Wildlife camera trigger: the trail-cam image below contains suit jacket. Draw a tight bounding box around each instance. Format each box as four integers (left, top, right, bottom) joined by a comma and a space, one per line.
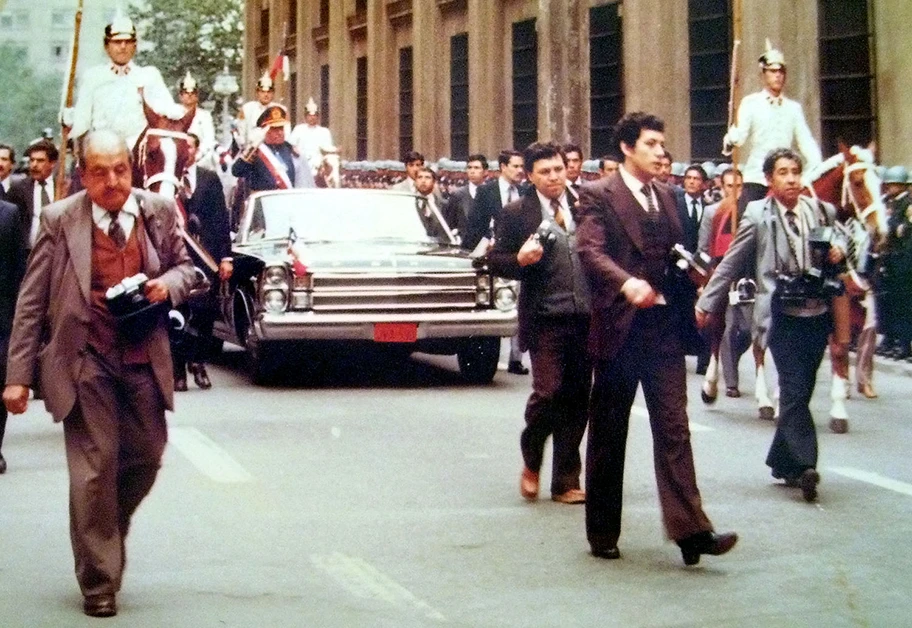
5, 189, 195, 422
463, 179, 530, 251
676, 189, 705, 253
576, 173, 697, 361
185, 167, 232, 265
444, 184, 474, 240
0, 199, 23, 336
9, 176, 39, 250
697, 196, 838, 347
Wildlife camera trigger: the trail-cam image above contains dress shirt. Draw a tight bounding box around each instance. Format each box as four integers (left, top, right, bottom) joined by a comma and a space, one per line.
30, 178, 55, 247
536, 189, 574, 232
618, 165, 659, 213
684, 193, 703, 221
0, 176, 11, 195
185, 164, 198, 196
92, 194, 139, 240
468, 182, 477, 200
499, 177, 519, 206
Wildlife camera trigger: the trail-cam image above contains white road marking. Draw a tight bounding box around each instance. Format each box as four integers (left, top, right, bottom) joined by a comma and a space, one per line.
311, 553, 446, 622
331, 426, 342, 439
632, 405, 713, 432
497, 361, 509, 371
827, 467, 912, 497
168, 426, 252, 483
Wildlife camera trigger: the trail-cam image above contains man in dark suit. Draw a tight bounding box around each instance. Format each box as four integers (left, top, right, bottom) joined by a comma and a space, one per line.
444, 153, 487, 242
563, 143, 585, 194
0, 196, 24, 473
487, 142, 590, 504
3, 130, 195, 617
11, 140, 59, 254
677, 164, 711, 374
576, 111, 737, 564
174, 133, 233, 390
0, 144, 25, 208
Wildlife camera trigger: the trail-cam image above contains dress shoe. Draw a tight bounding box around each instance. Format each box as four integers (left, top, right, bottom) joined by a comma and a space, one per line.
798, 468, 820, 503
677, 531, 738, 566
174, 376, 188, 392
188, 363, 212, 389
591, 545, 621, 560
507, 361, 529, 375
725, 387, 741, 398
857, 382, 877, 399
520, 467, 539, 501
551, 488, 585, 504
0, 452, 6, 474
83, 594, 117, 618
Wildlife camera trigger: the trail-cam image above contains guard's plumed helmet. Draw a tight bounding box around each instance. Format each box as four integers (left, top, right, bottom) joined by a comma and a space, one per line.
105, 9, 136, 42
304, 97, 319, 116
256, 72, 274, 92
178, 71, 198, 94
759, 38, 785, 70
882, 165, 909, 185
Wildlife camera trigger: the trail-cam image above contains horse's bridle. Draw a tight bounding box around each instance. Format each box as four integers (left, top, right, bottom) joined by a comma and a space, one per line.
136, 128, 192, 190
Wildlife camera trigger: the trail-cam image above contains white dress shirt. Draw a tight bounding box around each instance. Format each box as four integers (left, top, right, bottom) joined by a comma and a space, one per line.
92, 194, 140, 240
468, 182, 478, 199
725, 89, 822, 186
499, 177, 519, 206
29, 178, 55, 247
684, 193, 703, 222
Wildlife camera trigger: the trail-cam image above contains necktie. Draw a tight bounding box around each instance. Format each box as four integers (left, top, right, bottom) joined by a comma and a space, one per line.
641, 184, 657, 213
785, 210, 800, 236
691, 199, 700, 226
108, 212, 126, 249
551, 198, 566, 229
507, 185, 517, 204
39, 180, 50, 208
420, 197, 431, 217
181, 173, 193, 200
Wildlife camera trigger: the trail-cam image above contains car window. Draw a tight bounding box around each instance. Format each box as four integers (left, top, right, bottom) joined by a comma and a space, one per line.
239, 191, 451, 244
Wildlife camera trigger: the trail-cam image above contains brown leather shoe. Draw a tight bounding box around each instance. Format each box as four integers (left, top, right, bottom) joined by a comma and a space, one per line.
520, 467, 539, 501
551, 488, 586, 504
83, 594, 117, 618
857, 382, 877, 399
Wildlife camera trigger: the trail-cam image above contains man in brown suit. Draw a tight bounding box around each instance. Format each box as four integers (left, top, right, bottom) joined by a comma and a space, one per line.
3, 130, 195, 617
575, 112, 737, 565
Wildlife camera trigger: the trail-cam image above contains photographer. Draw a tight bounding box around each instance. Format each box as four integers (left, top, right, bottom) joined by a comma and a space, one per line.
696, 148, 845, 503
486, 142, 591, 505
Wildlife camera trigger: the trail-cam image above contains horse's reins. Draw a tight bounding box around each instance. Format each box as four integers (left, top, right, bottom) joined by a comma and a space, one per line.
138, 128, 192, 190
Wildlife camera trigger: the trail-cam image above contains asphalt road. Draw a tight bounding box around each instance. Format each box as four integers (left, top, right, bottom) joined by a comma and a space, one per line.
1, 343, 910, 627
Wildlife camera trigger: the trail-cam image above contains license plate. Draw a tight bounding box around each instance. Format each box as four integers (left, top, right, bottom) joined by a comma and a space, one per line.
373, 323, 418, 343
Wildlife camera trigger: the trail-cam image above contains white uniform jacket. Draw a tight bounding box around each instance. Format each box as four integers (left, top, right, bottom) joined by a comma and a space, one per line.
289, 124, 336, 172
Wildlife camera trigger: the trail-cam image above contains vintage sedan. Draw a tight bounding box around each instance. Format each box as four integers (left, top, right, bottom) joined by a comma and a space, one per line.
214, 188, 518, 384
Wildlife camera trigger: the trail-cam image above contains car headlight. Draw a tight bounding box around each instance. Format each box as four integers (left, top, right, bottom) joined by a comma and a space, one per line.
264, 265, 289, 287
494, 285, 517, 311
263, 289, 288, 313
476, 273, 492, 305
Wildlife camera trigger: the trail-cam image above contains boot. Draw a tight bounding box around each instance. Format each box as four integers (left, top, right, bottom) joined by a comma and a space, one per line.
188, 363, 212, 389
173, 360, 188, 392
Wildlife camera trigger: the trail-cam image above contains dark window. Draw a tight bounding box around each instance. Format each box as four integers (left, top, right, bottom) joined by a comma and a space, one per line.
399, 47, 414, 157
288, 2, 297, 35
356, 56, 368, 160
260, 6, 270, 44
688, 0, 730, 162
450, 33, 469, 160
320, 64, 330, 126
289, 70, 298, 124
512, 19, 538, 150
818, 0, 876, 155
589, 3, 623, 157
319, 0, 330, 26
355, 0, 367, 14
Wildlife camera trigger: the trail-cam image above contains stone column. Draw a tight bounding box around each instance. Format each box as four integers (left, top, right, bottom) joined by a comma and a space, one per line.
366, 2, 395, 159
873, 0, 911, 165
412, 0, 442, 158
467, 0, 505, 157
328, 0, 355, 158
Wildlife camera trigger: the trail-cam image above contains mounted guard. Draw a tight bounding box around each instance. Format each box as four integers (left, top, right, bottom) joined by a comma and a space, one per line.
290, 97, 340, 186
237, 72, 278, 148
178, 71, 217, 171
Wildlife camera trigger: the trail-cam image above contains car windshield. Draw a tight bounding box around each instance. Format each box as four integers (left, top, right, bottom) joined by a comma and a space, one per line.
239, 190, 452, 245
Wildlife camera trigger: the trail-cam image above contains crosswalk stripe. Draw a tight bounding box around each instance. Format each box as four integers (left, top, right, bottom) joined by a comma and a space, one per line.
632, 405, 714, 432
168, 426, 252, 483
826, 466, 912, 497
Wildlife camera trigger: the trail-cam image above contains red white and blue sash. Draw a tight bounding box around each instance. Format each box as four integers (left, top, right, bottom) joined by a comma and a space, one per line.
257, 144, 293, 189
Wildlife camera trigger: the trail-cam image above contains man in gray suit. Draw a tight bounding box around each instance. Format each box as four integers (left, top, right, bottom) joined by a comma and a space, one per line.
3, 130, 195, 617
697, 148, 844, 503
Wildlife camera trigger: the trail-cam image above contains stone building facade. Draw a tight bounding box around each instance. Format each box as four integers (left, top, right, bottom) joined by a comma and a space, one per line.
244, 0, 911, 166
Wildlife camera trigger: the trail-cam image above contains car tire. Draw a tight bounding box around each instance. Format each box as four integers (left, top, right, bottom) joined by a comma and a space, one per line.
457, 336, 500, 384
246, 326, 283, 385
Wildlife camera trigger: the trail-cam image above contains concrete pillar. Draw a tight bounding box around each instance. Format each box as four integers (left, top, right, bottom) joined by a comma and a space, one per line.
328, 0, 355, 158
536, 0, 589, 151
874, 0, 912, 165
467, 0, 505, 157
366, 1, 395, 159
412, 0, 442, 158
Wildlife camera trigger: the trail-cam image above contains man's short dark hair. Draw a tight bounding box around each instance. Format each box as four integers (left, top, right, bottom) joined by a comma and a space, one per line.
26, 140, 59, 162
187, 133, 200, 149
662, 150, 673, 162
402, 150, 424, 165
762, 148, 802, 178
562, 143, 583, 159
0, 144, 15, 162
615, 112, 665, 155
498, 149, 522, 168
598, 154, 621, 170
466, 153, 488, 170
522, 142, 564, 173
684, 165, 707, 181
416, 166, 437, 181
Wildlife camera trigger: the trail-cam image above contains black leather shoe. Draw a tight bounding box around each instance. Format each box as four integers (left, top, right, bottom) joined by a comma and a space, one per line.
507, 361, 529, 375
0, 452, 6, 474
188, 363, 212, 389
677, 531, 738, 566
174, 376, 188, 392
798, 468, 820, 503
591, 545, 621, 560
83, 594, 117, 618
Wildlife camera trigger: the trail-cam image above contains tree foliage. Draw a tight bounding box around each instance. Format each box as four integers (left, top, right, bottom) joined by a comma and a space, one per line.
132, 0, 244, 115
0, 46, 62, 156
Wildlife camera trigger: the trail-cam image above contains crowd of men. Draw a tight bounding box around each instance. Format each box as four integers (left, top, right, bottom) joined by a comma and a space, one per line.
2, 11, 912, 620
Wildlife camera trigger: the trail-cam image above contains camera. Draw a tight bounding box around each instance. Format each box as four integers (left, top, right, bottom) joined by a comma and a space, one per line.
671, 243, 713, 288
774, 271, 844, 306
533, 220, 558, 256
105, 273, 168, 344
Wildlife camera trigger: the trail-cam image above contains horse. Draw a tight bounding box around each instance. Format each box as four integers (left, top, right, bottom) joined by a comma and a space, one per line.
315, 149, 342, 188
132, 99, 196, 200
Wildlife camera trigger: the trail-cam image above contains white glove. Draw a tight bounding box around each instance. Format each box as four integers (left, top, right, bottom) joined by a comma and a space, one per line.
721, 126, 736, 156
248, 127, 266, 149
61, 107, 75, 128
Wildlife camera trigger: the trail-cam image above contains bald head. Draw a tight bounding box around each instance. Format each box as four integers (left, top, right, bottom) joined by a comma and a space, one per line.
79, 130, 134, 211
79, 129, 132, 168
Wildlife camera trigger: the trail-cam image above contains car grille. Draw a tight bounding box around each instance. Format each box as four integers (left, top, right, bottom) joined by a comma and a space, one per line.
304, 272, 480, 312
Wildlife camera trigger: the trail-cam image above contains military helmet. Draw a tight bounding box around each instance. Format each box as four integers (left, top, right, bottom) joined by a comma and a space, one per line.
670, 162, 686, 177
256, 72, 274, 92
882, 165, 909, 185
759, 38, 786, 70
178, 71, 198, 93
105, 9, 137, 42
700, 161, 717, 179
304, 97, 319, 116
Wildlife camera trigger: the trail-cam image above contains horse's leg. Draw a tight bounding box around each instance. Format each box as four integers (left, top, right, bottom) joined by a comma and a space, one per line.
701, 314, 724, 404
753, 341, 775, 421
829, 293, 852, 434
855, 292, 878, 398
